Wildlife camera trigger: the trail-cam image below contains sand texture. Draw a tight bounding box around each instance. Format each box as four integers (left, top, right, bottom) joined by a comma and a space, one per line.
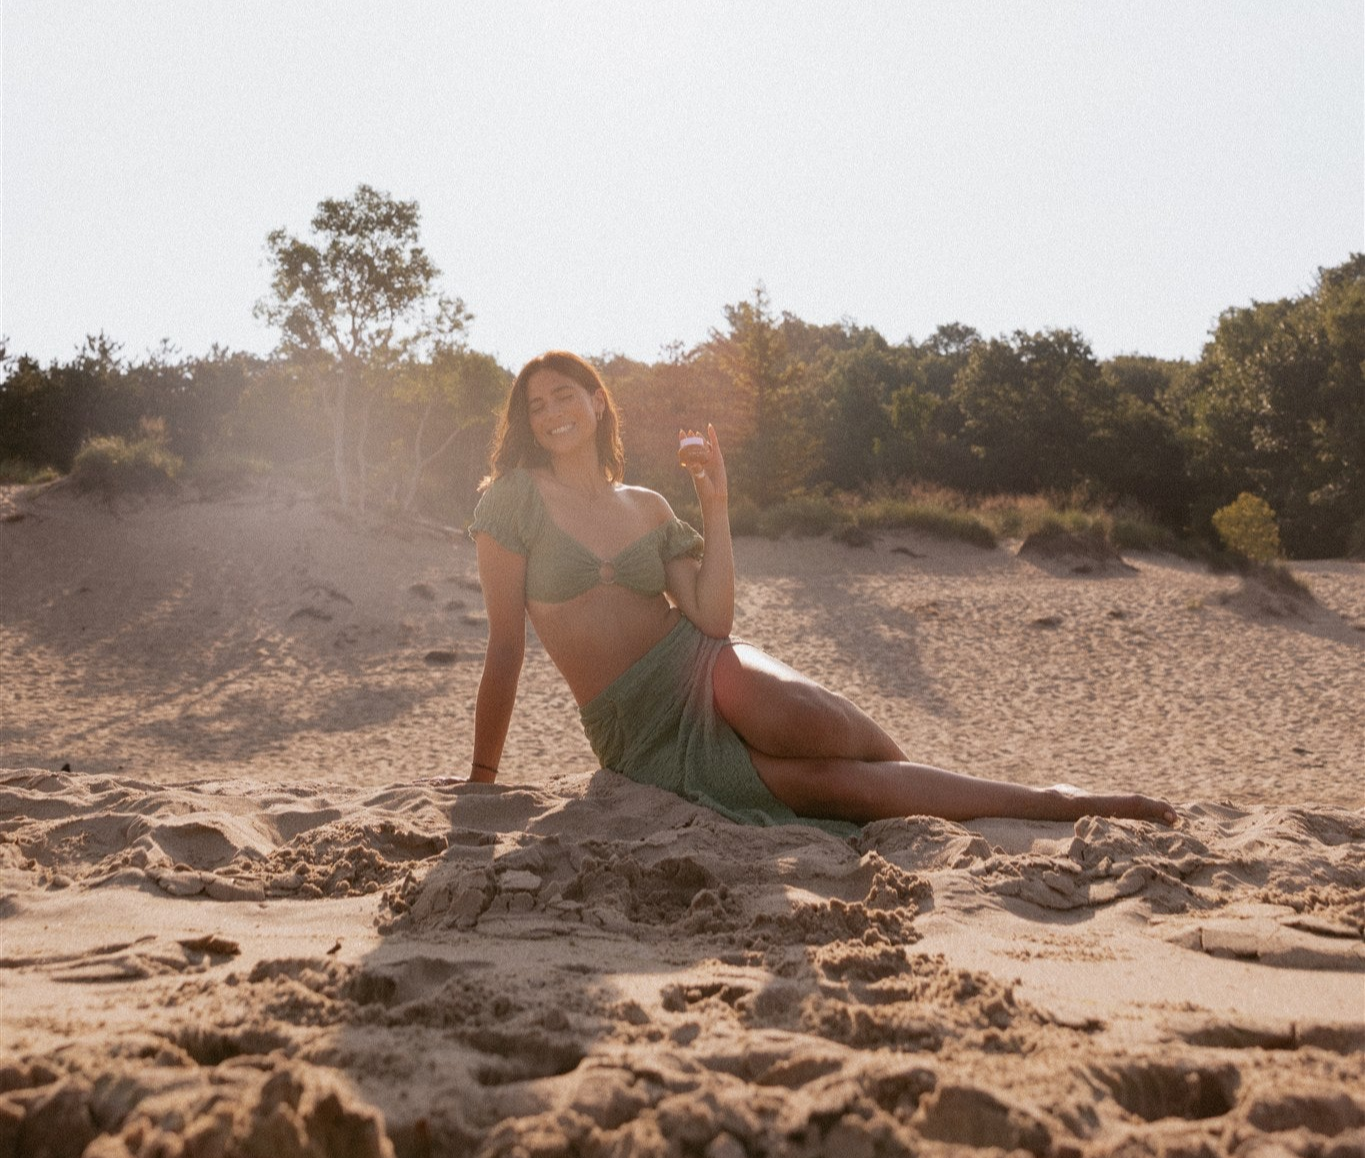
1, 482, 1362, 1157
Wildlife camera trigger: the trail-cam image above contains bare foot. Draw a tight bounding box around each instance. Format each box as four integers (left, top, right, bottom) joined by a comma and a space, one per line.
1049, 784, 1178, 826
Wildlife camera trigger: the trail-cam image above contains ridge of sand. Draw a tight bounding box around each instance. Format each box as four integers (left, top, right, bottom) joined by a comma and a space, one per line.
1, 484, 1362, 1156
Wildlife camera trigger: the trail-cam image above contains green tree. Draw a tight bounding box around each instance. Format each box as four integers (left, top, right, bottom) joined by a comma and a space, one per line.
1176, 254, 1364, 555
1093, 356, 1193, 524
950, 328, 1109, 494
255, 184, 469, 509
711, 284, 817, 505
0, 334, 133, 471
816, 333, 928, 489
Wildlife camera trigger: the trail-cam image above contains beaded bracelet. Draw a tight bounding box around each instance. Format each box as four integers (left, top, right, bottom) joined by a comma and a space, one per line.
471, 761, 498, 777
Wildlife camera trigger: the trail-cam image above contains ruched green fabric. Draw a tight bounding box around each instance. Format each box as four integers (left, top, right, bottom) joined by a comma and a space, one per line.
580, 616, 860, 837
469, 469, 703, 603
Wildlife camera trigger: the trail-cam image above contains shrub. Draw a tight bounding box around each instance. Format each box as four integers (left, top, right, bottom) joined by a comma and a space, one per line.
185, 454, 271, 500
1346, 516, 1365, 560
0, 459, 60, 485
69, 429, 183, 495
1110, 515, 1182, 554
854, 496, 996, 548
758, 494, 845, 538
1211, 493, 1282, 561
975, 494, 1103, 543
725, 495, 764, 537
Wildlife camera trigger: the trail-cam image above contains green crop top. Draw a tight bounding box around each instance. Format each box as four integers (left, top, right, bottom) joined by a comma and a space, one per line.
469, 468, 704, 603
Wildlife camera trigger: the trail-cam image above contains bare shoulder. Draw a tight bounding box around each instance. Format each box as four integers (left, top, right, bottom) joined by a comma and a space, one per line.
618, 484, 675, 526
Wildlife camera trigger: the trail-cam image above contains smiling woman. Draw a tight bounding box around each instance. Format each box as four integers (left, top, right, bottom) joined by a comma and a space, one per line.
465, 350, 1177, 832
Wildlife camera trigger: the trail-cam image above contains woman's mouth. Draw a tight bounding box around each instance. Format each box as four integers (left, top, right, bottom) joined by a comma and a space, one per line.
547, 423, 575, 436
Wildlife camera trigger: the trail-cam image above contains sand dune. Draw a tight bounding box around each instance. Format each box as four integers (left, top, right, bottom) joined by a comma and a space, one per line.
1, 482, 1361, 1156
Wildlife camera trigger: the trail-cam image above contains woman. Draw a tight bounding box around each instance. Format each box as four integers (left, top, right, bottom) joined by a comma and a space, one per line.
468, 351, 1176, 832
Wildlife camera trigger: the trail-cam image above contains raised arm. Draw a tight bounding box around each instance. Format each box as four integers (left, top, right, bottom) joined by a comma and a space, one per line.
666, 424, 735, 638
469, 533, 528, 782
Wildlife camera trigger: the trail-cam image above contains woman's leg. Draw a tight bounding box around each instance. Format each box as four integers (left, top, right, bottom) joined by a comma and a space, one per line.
712, 641, 1176, 825
711, 642, 907, 762
747, 751, 1178, 826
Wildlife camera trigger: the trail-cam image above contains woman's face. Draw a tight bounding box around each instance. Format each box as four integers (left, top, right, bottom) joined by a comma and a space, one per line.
526, 369, 604, 457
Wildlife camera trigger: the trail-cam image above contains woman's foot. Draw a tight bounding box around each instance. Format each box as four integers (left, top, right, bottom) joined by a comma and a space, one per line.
1048, 784, 1178, 825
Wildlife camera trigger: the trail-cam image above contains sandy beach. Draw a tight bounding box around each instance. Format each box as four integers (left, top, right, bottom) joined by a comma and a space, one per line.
1, 480, 1362, 1157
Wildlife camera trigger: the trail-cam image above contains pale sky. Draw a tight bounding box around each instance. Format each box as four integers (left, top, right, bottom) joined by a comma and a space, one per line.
4, 1, 1362, 373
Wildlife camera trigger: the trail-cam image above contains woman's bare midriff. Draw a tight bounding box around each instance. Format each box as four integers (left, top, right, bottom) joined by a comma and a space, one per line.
528, 587, 683, 705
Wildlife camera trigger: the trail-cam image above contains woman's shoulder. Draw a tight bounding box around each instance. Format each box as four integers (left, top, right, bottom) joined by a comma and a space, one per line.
617, 484, 674, 525
470, 468, 540, 550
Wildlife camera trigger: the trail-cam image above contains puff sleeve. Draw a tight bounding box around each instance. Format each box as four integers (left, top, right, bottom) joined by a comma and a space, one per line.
468, 471, 533, 555
661, 517, 704, 563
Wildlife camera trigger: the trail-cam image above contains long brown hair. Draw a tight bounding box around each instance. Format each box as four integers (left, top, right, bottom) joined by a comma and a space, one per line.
483, 351, 625, 488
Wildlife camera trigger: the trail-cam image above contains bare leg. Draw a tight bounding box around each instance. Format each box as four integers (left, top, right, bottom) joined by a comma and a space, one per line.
712, 643, 906, 762
747, 752, 1178, 826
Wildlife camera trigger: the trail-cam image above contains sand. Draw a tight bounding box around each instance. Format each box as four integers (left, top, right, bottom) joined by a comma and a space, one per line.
1, 479, 1362, 1157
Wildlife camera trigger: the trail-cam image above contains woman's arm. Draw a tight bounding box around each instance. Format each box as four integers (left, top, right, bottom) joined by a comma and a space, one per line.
666, 424, 734, 638
470, 533, 528, 782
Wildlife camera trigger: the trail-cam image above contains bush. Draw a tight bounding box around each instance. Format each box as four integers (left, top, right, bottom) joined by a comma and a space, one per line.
723, 495, 763, 537
976, 494, 1100, 542
1110, 515, 1182, 554
69, 431, 182, 495
1345, 516, 1365, 560
185, 454, 271, 500
1211, 493, 1282, 562
0, 459, 60, 485
758, 494, 845, 538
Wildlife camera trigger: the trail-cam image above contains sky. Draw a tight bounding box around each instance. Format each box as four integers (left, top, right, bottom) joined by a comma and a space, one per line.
4, 1, 1362, 374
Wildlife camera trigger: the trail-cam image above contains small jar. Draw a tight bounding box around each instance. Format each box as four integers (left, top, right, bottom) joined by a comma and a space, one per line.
678, 434, 708, 470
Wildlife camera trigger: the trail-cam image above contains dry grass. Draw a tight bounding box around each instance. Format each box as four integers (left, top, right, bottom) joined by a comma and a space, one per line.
722, 484, 1194, 555
69, 432, 183, 496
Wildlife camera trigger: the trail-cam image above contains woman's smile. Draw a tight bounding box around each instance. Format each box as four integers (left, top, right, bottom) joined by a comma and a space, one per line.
526, 369, 602, 453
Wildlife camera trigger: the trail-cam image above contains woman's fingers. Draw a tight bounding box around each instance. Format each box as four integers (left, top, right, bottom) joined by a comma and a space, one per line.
678, 425, 727, 495
704, 424, 728, 491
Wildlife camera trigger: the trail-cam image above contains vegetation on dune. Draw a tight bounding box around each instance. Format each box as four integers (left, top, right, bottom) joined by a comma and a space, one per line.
1211, 493, 1283, 563
1, 186, 1360, 558
68, 419, 183, 495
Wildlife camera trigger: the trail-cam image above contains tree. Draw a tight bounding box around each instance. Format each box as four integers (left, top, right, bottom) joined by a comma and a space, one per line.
255, 184, 469, 509
0, 333, 133, 472
711, 284, 817, 505
387, 346, 508, 511
950, 328, 1109, 494
1175, 254, 1364, 554
815, 334, 927, 489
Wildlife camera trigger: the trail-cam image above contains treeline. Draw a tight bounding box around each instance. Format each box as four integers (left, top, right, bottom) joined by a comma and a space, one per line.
604, 256, 1363, 559
1, 184, 1360, 557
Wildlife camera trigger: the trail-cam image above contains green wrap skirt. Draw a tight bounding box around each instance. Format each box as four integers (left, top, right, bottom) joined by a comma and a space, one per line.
579, 616, 858, 837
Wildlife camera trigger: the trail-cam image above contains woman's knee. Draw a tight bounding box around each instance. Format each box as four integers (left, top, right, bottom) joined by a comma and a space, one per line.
749, 751, 877, 823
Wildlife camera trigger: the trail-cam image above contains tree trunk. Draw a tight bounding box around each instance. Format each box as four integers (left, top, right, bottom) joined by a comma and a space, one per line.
354, 391, 376, 514
330, 374, 350, 508
400, 400, 465, 512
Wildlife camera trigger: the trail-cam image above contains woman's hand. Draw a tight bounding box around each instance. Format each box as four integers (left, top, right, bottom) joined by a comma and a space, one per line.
680, 424, 728, 504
